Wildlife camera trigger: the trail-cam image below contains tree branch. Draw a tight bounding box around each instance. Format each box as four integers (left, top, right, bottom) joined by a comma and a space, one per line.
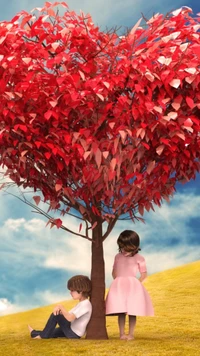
2, 190, 93, 241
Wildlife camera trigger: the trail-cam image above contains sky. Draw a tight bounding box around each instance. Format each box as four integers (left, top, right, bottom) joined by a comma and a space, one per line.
0, 0, 200, 316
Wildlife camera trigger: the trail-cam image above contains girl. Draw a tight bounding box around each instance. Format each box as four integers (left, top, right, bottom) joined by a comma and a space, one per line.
106, 230, 154, 340
28, 275, 92, 339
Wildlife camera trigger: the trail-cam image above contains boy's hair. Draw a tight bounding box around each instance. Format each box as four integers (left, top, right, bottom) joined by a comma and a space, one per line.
67, 275, 92, 298
117, 230, 141, 256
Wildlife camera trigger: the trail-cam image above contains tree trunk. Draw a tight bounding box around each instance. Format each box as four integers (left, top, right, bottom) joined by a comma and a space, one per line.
86, 222, 108, 339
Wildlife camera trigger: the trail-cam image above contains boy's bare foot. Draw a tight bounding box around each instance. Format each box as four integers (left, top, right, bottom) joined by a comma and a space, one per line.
28, 325, 33, 333
28, 325, 41, 338
127, 335, 134, 341
120, 334, 128, 340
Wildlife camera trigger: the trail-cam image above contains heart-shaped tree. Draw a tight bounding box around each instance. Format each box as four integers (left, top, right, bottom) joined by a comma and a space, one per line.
0, 2, 200, 338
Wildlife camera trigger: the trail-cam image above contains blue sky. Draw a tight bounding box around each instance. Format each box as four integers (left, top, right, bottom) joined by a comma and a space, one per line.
0, 0, 200, 315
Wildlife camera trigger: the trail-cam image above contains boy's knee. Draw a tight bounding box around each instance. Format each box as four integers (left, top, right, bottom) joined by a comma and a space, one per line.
52, 312, 61, 320
50, 312, 57, 319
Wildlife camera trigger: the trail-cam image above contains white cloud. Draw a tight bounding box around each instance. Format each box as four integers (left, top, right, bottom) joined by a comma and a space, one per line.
0, 298, 24, 316
0, 298, 10, 312
4, 218, 26, 231
44, 232, 91, 274
24, 218, 48, 232
0, 290, 69, 316
34, 290, 69, 306
144, 246, 200, 275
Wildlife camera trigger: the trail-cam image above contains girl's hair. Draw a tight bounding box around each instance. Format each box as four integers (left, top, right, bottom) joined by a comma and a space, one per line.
67, 275, 92, 298
117, 230, 141, 256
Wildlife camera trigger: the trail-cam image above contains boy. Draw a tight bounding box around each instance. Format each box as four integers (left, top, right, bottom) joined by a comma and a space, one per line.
28, 275, 92, 339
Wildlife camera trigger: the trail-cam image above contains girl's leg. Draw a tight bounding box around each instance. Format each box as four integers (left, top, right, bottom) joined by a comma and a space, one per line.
127, 315, 136, 340
118, 313, 127, 340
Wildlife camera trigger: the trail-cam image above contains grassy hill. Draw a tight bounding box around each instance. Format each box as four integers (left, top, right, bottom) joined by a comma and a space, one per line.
0, 261, 199, 356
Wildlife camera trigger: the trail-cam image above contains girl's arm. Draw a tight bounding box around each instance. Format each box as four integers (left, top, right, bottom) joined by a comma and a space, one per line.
139, 272, 147, 283
112, 267, 116, 279
112, 255, 118, 279
53, 304, 76, 322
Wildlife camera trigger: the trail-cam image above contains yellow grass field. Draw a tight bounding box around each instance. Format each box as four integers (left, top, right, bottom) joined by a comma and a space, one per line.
0, 261, 199, 356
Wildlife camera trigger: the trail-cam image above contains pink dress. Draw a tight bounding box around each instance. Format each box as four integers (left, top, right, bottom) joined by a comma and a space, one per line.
106, 253, 154, 316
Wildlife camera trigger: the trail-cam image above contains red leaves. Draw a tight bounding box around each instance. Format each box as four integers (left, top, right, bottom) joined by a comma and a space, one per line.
44, 110, 58, 120
44, 152, 51, 160
94, 149, 102, 169
92, 206, 101, 216
47, 218, 63, 229
14, 125, 27, 133
33, 196, 41, 205
91, 221, 98, 229
186, 97, 195, 109
156, 145, 165, 155
35, 141, 41, 149
169, 79, 181, 88
0, 4, 200, 223
191, 44, 200, 57
146, 161, 156, 175
55, 183, 62, 192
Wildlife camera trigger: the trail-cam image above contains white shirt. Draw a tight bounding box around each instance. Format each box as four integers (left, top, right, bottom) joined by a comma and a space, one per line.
69, 299, 92, 337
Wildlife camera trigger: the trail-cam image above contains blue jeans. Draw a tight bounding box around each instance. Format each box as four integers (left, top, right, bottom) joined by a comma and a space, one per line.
31, 313, 80, 339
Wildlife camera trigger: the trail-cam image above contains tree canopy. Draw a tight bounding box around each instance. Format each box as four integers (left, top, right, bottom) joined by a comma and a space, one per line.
0, 4, 200, 230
